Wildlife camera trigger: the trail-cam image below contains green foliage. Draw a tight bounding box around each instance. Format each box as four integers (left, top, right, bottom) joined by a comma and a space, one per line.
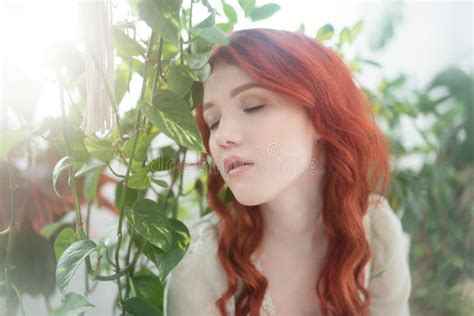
366, 66, 473, 316
141, 218, 191, 283
135, 0, 182, 46
84, 137, 114, 162
50, 292, 95, 316
131, 268, 165, 310
54, 228, 76, 261
56, 240, 97, 296
2, 0, 471, 315
139, 90, 205, 152
52, 156, 74, 196
316, 24, 334, 42
126, 199, 174, 251
250, 3, 281, 21
124, 296, 162, 316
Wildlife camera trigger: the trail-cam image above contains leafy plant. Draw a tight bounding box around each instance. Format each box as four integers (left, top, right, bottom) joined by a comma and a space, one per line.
0, 1, 471, 316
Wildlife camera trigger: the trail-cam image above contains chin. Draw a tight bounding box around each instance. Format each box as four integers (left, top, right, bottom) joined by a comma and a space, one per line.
230, 185, 275, 206
231, 191, 264, 206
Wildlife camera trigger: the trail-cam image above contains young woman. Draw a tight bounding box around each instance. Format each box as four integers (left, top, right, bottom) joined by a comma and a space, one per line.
164, 28, 412, 316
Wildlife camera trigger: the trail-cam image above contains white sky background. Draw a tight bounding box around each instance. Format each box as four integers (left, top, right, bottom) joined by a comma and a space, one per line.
0, 0, 472, 127
0, 1, 472, 314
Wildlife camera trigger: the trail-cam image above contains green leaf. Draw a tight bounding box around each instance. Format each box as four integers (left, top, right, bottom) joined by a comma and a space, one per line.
84, 168, 102, 202
53, 156, 74, 197
139, 91, 206, 152
297, 23, 305, 33
187, 51, 210, 71
316, 24, 334, 42
74, 159, 106, 178
196, 62, 211, 81
123, 132, 157, 162
167, 63, 194, 97
132, 268, 164, 310
124, 297, 162, 316
54, 228, 76, 261
113, 28, 145, 57
148, 156, 176, 172
115, 62, 130, 105
84, 137, 114, 162
190, 81, 203, 110
126, 199, 173, 252
339, 26, 351, 45
201, 0, 215, 13
50, 292, 95, 316
349, 59, 362, 73
41, 222, 64, 240
0, 129, 30, 160
238, 0, 256, 17
193, 13, 215, 30
128, 167, 151, 190
142, 218, 190, 282
350, 20, 364, 42
136, 0, 181, 46
151, 178, 169, 188
115, 180, 141, 210
216, 21, 233, 33
250, 3, 281, 22
223, 3, 238, 24
193, 26, 229, 45
360, 58, 382, 68
56, 239, 97, 296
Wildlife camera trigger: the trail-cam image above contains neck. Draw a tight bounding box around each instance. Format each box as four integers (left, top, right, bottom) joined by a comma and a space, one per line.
257, 171, 326, 257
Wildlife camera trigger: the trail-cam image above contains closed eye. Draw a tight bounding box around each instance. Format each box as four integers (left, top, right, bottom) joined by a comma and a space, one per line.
209, 104, 265, 131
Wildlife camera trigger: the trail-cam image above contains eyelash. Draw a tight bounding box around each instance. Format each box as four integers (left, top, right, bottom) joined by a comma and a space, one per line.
209, 105, 265, 131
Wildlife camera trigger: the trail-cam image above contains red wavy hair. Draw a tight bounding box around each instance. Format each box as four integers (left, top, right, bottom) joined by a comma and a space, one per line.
194, 28, 391, 316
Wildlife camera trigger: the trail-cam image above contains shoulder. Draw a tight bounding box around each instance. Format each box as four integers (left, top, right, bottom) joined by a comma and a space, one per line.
168, 211, 221, 278
363, 194, 412, 315
364, 195, 412, 316
364, 194, 408, 277
164, 211, 228, 315
186, 211, 220, 254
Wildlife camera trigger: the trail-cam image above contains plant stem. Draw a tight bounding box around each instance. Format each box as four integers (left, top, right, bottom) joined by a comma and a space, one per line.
107, 163, 126, 178
173, 148, 187, 219
58, 70, 87, 241
85, 202, 92, 294
189, 0, 193, 31
153, 36, 164, 92
4, 158, 18, 316
114, 31, 157, 310
179, 37, 184, 64
162, 147, 185, 214
11, 283, 25, 316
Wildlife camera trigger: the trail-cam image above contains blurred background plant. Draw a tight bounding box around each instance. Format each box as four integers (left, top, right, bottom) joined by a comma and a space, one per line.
0, 0, 472, 315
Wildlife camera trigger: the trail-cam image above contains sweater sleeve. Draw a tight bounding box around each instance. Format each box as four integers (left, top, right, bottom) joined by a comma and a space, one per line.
164, 214, 228, 316
367, 195, 412, 316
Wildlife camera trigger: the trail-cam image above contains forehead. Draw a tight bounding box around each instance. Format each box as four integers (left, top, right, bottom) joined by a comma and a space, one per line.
203, 63, 257, 98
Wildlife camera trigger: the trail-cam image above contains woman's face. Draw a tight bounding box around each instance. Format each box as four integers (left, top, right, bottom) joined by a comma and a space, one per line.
202, 63, 323, 206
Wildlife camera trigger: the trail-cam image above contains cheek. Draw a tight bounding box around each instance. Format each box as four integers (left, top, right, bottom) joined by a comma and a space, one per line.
256, 123, 313, 177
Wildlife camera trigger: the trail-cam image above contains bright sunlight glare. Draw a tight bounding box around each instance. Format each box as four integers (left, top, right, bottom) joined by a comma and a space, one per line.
1, 0, 82, 127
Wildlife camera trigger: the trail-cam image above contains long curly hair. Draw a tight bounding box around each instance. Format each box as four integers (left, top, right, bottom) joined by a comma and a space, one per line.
194, 28, 391, 316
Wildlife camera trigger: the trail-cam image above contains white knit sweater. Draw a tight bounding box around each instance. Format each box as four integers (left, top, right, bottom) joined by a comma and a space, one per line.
164, 194, 412, 316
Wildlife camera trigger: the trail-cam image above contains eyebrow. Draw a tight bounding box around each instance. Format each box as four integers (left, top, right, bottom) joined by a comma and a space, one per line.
203, 82, 264, 112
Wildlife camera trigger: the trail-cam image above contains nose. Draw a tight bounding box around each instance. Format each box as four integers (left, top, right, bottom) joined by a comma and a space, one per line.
214, 114, 243, 149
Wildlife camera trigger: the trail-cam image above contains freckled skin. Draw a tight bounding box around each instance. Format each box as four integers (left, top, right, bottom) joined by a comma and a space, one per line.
203, 63, 327, 315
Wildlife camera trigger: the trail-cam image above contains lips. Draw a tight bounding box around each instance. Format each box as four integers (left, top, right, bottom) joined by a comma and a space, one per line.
224, 155, 254, 174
